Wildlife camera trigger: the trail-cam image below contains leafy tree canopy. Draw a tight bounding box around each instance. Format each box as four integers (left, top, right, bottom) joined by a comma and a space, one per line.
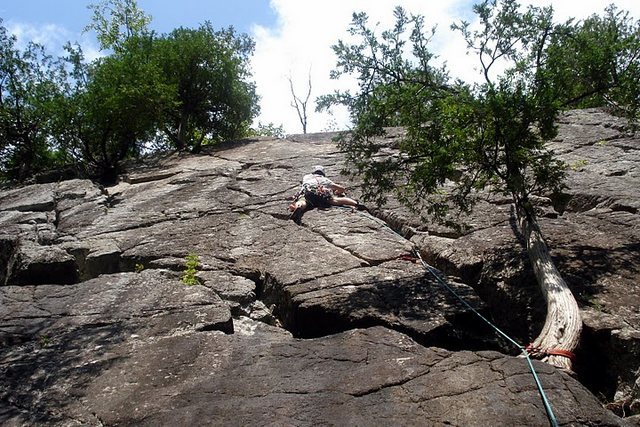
61, 35, 175, 183
153, 22, 260, 152
0, 19, 68, 180
85, 0, 152, 52
318, 0, 639, 219
317, 0, 639, 371
0, 0, 262, 183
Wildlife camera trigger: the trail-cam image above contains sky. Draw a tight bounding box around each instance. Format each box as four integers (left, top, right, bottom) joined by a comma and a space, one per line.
2, 0, 639, 135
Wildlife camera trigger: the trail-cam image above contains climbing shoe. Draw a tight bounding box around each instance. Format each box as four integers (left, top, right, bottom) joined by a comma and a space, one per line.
290, 206, 304, 225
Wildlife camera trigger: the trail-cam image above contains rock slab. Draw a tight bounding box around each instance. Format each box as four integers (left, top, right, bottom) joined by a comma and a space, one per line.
1, 109, 638, 425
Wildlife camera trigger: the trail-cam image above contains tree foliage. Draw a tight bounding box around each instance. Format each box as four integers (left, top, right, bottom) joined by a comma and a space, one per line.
153, 23, 259, 152
0, 20, 68, 180
318, 1, 639, 218
248, 121, 286, 139
546, 5, 640, 116
318, 0, 639, 370
61, 36, 174, 183
85, 0, 152, 52
0, 0, 261, 183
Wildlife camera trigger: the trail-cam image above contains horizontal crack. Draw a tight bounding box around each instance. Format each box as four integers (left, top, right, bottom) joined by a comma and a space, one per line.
348, 369, 431, 397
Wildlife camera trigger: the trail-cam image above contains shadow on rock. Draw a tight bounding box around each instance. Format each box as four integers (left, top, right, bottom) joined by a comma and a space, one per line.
0, 322, 132, 425
282, 270, 502, 354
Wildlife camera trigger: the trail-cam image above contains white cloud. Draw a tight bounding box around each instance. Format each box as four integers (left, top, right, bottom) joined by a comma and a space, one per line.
6, 21, 102, 62
5, 1, 638, 136
7, 21, 70, 50
250, 0, 640, 134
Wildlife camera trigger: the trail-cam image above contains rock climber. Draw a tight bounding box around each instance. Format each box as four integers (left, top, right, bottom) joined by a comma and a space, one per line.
288, 165, 365, 224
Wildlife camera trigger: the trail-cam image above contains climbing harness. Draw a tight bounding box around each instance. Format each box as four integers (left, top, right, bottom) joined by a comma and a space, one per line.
287, 181, 366, 224
289, 176, 334, 210
343, 207, 561, 427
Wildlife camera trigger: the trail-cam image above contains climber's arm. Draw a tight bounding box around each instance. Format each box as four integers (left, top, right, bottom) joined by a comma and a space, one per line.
329, 183, 346, 195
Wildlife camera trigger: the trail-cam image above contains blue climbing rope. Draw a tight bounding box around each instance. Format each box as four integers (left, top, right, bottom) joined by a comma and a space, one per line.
414, 251, 559, 427
337, 206, 560, 427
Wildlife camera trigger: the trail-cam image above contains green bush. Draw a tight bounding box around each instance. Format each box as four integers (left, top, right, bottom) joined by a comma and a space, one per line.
182, 253, 200, 286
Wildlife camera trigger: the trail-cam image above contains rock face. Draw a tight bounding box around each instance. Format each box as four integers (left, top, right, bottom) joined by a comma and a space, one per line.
1, 108, 638, 425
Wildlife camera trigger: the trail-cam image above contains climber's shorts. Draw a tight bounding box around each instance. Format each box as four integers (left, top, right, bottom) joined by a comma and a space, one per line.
303, 184, 333, 208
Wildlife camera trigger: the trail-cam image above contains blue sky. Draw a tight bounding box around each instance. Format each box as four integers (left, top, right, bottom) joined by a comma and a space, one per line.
2, 1, 639, 134
0, 1, 277, 36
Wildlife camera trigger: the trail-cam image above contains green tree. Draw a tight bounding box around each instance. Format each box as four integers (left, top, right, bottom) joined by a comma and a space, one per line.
319, 1, 639, 371
50, 0, 173, 183
546, 5, 640, 116
59, 36, 173, 183
153, 23, 259, 152
85, 0, 152, 52
0, 20, 67, 181
249, 121, 286, 139
45, 42, 91, 176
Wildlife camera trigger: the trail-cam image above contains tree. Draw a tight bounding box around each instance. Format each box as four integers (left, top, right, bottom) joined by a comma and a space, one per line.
288, 69, 312, 134
1, 0, 262, 182
153, 23, 259, 152
319, 1, 640, 371
59, 36, 173, 183
85, 0, 152, 52
546, 5, 640, 117
36, 0, 170, 183
0, 20, 67, 181
249, 121, 286, 139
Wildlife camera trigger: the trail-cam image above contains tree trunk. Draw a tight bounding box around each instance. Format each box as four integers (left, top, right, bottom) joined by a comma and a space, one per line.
521, 208, 581, 371
175, 114, 188, 151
